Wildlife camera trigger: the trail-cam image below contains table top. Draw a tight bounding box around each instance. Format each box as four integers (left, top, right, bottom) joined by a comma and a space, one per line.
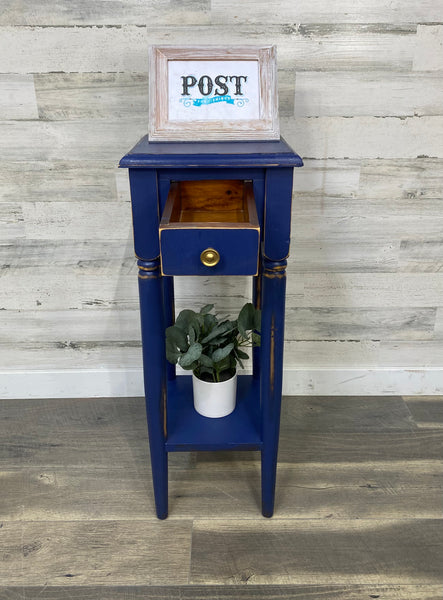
119, 135, 303, 169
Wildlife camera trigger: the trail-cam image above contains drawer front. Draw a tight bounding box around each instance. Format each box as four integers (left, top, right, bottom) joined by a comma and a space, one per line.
160, 228, 259, 276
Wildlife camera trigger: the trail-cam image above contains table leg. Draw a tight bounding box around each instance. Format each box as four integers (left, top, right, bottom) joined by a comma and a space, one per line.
162, 275, 176, 381
138, 258, 168, 519
260, 258, 287, 518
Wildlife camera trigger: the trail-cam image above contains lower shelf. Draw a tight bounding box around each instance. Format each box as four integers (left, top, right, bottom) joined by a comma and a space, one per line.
165, 375, 262, 452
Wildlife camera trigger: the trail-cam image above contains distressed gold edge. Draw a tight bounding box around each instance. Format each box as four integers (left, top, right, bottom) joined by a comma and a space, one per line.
269, 314, 275, 396
159, 224, 261, 232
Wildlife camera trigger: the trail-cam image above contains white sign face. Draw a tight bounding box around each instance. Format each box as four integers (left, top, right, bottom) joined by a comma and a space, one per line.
168, 60, 260, 122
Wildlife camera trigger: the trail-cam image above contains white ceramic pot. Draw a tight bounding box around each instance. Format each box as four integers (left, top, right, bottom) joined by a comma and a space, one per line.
192, 372, 237, 418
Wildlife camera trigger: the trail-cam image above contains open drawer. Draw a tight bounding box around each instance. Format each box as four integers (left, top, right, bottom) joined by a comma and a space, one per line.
159, 180, 260, 276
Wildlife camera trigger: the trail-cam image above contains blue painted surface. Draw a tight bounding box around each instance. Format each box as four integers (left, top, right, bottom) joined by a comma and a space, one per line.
166, 376, 262, 452
121, 136, 302, 518
260, 258, 287, 518
160, 227, 259, 276
264, 168, 295, 261
128, 169, 160, 260
120, 136, 303, 169
137, 258, 168, 519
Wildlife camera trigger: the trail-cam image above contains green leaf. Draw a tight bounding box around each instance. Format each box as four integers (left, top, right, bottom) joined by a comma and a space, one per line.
236, 349, 250, 360
199, 304, 214, 315
175, 308, 196, 332
165, 337, 181, 364
252, 331, 261, 347
212, 342, 234, 364
238, 303, 256, 337
188, 324, 196, 345
181, 360, 198, 372
179, 342, 202, 367
165, 325, 188, 352
201, 322, 233, 344
199, 353, 213, 367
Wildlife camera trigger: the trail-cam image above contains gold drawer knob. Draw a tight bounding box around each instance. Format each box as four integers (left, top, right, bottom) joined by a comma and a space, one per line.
200, 248, 220, 267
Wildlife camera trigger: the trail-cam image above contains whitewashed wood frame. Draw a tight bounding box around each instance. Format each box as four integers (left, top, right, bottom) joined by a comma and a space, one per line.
148, 45, 279, 141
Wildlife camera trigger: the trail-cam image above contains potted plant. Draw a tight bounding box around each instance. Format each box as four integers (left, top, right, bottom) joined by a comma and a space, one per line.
165, 302, 261, 418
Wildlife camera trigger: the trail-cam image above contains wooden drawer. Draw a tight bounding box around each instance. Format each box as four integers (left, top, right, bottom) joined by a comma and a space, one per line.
159, 179, 260, 276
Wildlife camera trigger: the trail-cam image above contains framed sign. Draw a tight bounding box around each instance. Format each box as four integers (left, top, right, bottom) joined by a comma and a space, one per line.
149, 45, 279, 141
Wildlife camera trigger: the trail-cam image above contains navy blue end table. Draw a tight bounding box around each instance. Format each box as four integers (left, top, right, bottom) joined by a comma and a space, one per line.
120, 137, 303, 519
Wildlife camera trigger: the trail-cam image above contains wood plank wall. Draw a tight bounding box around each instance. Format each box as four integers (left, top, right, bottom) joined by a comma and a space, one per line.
1, 2, 442, 396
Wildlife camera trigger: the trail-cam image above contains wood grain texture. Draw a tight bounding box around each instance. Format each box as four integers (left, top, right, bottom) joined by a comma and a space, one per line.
295, 71, 443, 117
2, 585, 443, 600
0, 161, 119, 203
0, 25, 416, 73
190, 518, 443, 584
285, 307, 436, 341
34, 73, 148, 120
284, 116, 443, 159
399, 241, 443, 273
0, 241, 135, 270
211, 0, 443, 24
284, 340, 443, 368
0, 120, 141, 161
413, 25, 443, 72
0, 74, 38, 120
357, 158, 443, 200
0, 520, 192, 585
403, 396, 443, 429
290, 240, 399, 273
21, 201, 132, 240
288, 273, 443, 308
0, 0, 210, 26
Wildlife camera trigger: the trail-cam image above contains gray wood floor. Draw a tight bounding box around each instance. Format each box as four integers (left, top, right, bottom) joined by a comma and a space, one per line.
0, 394, 442, 599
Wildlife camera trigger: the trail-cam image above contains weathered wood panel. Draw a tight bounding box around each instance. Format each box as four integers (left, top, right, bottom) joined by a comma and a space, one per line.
283, 116, 443, 159
285, 307, 436, 341
0, 520, 192, 585
34, 73, 148, 120
0, 203, 25, 238
0, 74, 38, 120
0, 309, 140, 343
295, 72, 443, 117
0, 343, 143, 370
0, 25, 416, 73
288, 273, 443, 308
2, 586, 443, 600
0, 161, 119, 203
0, 120, 141, 161
190, 518, 443, 584
284, 340, 443, 368
0, 269, 139, 310
211, 0, 443, 24
0, 240, 135, 269
434, 308, 443, 338
0, 0, 210, 26
292, 159, 361, 198
0, 396, 149, 467
0, 454, 440, 521
292, 215, 443, 242
413, 25, 443, 71
403, 396, 443, 429
21, 201, 132, 240
290, 240, 399, 273
358, 158, 443, 200
280, 394, 417, 431
399, 241, 443, 273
